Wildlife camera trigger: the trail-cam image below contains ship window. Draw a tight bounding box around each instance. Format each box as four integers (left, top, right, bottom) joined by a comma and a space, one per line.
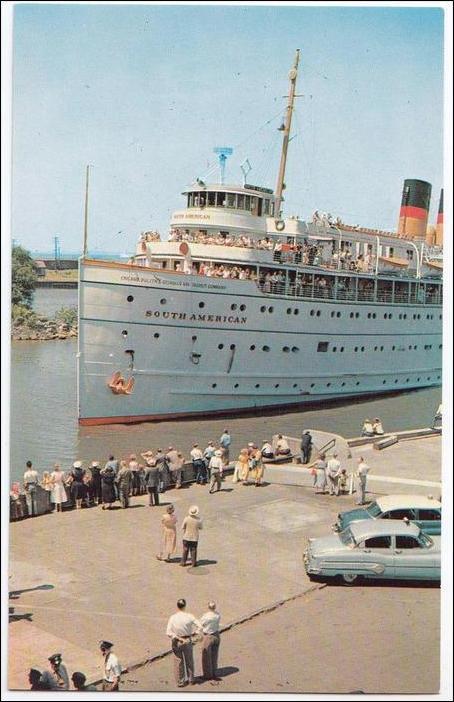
268, 306, 274, 313
340, 346, 345, 352
212, 383, 217, 388
122, 330, 128, 337
275, 383, 280, 388
389, 313, 393, 319
260, 306, 266, 313
255, 383, 260, 388
234, 383, 239, 388
230, 344, 236, 350
127, 295, 134, 302
341, 382, 346, 387
417, 377, 420, 381
383, 380, 387, 384
374, 346, 378, 351
263, 199, 270, 215
283, 346, 290, 352
294, 309, 299, 315
350, 312, 354, 318
361, 346, 365, 352
192, 335, 197, 341
218, 344, 224, 350
237, 193, 245, 209
240, 304, 246, 311
231, 303, 237, 310
380, 346, 384, 351
310, 310, 315, 316
250, 345, 256, 351
287, 308, 292, 314
160, 298, 167, 305
337, 312, 341, 318
216, 191, 226, 206
244, 195, 251, 210
154, 333, 160, 339
331, 311, 335, 318
356, 381, 360, 386
326, 383, 331, 387
392, 346, 396, 351
354, 347, 358, 352
406, 378, 410, 382
199, 301, 205, 308
424, 344, 432, 350
262, 345, 270, 352
316, 311, 321, 317
414, 345, 418, 350
317, 342, 329, 352
207, 191, 215, 206
395, 379, 399, 383
332, 347, 337, 352
292, 346, 299, 353
226, 192, 236, 208
439, 344, 442, 349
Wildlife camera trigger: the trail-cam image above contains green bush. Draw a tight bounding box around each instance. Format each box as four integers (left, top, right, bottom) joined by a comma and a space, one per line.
54, 306, 78, 326
12, 245, 37, 309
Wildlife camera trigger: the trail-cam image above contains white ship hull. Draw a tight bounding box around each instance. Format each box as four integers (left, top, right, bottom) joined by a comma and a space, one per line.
78, 260, 442, 424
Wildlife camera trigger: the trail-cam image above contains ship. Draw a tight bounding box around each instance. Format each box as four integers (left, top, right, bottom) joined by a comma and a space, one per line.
78, 50, 443, 425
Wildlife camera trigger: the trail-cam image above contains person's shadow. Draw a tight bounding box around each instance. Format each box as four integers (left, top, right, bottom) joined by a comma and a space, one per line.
9, 606, 33, 623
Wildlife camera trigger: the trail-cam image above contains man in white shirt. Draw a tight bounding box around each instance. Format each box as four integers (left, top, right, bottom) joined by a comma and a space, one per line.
166, 599, 201, 687
275, 434, 291, 456
100, 641, 122, 691
191, 444, 207, 485
200, 601, 221, 682
219, 429, 232, 466
208, 451, 223, 494
356, 457, 370, 505
23, 461, 39, 516
326, 453, 341, 496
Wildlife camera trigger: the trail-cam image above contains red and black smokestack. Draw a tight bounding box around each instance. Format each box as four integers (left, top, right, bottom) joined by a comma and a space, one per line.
397, 179, 431, 240
436, 189, 443, 246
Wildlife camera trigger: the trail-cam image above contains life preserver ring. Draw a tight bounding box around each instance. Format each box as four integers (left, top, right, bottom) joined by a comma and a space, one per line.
275, 220, 285, 232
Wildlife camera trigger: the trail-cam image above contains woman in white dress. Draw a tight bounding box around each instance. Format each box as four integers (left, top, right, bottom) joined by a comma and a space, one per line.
50, 464, 67, 513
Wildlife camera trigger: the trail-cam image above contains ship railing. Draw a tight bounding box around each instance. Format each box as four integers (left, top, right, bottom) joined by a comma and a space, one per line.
256, 281, 442, 306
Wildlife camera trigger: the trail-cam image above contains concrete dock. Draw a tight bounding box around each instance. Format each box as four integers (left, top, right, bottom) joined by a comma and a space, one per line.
8, 433, 442, 691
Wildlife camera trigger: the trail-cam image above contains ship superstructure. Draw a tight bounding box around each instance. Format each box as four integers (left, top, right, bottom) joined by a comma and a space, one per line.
78, 51, 442, 425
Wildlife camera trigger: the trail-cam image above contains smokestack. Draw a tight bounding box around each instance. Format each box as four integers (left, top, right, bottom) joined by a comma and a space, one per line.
397, 179, 431, 240
435, 189, 443, 246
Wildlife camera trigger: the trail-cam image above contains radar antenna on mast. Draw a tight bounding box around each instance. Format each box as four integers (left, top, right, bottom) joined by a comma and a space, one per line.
213, 147, 233, 184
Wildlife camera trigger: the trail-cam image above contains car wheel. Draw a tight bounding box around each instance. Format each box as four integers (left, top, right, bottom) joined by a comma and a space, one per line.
341, 573, 359, 585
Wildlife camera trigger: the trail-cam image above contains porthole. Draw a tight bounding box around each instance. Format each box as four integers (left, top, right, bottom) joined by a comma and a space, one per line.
122, 330, 128, 337
417, 377, 420, 381
356, 381, 360, 386
262, 345, 270, 352
283, 346, 290, 353
361, 346, 365, 352
340, 347, 344, 352
384, 313, 388, 319
293, 383, 298, 388
374, 346, 378, 351
230, 303, 237, 311
414, 345, 418, 350
260, 306, 266, 313
437, 375, 441, 380
239, 304, 246, 312
310, 310, 315, 316
127, 295, 134, 302
392, 346, 396, 351
192, 335, 197, 341
291, 346, 299, 353
394, 379, 398, 384
212, 383, 217, 388
218, 343, 224, 350
341, 382, 346, 387
294, 309, 299, 315
333, 347, 337, 352
268, 306, 274, 313
250, 345, 256, 351
336, 312, 341, 318
275, 383, 280, 388
255, 383, 260, 388
350, 312, 354, 318
380, 346, 384, 351
160, 298, 167, 305
355, 312, 359, 318
331, 311, 335, 318
154, 333, 160, 339
199, 301, 205, 309
427, 377, 431, 381
439, 344, 442, 349
373, 313, 376, 319
316, 310, 321, 317
234, 383, 239, 388
287, 308, 292, 314
383, 380, 387, 384
389, 314, 393, 319
230, 344, 236, 350
326, 383, 331, 387
310, 383, 315, 388
354, 347, 358, 352
403, 314, 407, 319
406, 378, 410, 383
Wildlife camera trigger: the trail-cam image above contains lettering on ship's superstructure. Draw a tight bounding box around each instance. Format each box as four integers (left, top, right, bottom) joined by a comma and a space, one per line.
120, 273, 226, 291
145, 310, 247, 324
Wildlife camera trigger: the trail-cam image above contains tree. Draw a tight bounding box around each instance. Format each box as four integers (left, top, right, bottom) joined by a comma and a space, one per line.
11, 245, 37, 309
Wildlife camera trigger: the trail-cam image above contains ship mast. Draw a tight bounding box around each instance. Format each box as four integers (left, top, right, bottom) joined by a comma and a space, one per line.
83, 164, 90, 258
274, 49, 301, 220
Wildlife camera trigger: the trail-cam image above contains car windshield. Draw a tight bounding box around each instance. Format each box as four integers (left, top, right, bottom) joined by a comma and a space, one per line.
339, 528, 356, 548
418, 532, 433, 548
366, 501, 382, 517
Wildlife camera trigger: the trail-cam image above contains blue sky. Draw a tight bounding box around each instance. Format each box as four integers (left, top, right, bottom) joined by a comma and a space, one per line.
11, 4, 444, 255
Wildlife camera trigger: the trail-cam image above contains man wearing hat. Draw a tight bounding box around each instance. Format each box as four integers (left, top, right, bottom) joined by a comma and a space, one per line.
300, 431, 313, 464
190, 444, 207, 485
166, 599, 202, 687
180, 506, 203, 567
208, 451, 223, 494
100, 640, 122, 691
90, 461, 102, 505
41, 653, 69, 690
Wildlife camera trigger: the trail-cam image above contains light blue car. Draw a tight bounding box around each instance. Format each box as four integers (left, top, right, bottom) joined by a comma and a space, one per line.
333, 494, 441, 535
304, 520, 441, 584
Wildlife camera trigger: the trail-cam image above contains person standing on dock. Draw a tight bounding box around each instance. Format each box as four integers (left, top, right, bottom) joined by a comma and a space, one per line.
190, 444, 206, 485
166, 599, 201, 687
90, 461, 102, 505
145, 457, 160, 506
157, 504, 177, 561
300, 431, 313, 464
100, 463, 117, 510
219, 429, 231, 467
70, 461, 86, 510
104, 455, 119, 500
356, 457, 371, 505
180, 506, 203, 567
100, 641, 122, 691
50, 464, 67, 513
208, 451, 223, 494
23, 461, 39, 517
116, 460, 133, 508
200, 601, 221, 682
166, 447, 182, 489
326, 453, 341, 496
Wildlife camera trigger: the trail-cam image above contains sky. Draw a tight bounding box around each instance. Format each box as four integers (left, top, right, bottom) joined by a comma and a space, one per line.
9, 3, 445, 255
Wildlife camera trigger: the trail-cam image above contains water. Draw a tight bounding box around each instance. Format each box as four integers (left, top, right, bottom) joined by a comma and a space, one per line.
33, 287, 78, 317
9, 336, 441, 485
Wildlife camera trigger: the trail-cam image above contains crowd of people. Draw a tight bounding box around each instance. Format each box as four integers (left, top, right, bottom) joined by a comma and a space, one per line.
28, 643, 118, 692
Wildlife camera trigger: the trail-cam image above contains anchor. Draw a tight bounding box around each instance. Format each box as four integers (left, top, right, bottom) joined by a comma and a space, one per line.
108, 371, 135, 395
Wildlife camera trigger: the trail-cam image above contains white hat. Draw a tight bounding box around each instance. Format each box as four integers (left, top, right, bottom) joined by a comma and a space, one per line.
214, 450, 222, 457
189, 505, 199, 516
73, 461, 82, 469
91, 461, 99, 467
248, 442, 254, 447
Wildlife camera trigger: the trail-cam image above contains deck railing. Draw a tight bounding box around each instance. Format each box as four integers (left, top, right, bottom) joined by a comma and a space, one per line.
257, 281, 442, 306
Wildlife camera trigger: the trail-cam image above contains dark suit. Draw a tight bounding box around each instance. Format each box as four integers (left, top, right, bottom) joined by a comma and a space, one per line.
145, 465, 160, 506
301, 434, 313, 464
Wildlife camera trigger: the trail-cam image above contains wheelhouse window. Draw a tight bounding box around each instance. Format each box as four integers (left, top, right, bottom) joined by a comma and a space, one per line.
226, 192, 236, 208
237, 193, 245, 209
216, 191, 226, 206
207, 191, 216, 206
317, 342, 329, 352
263, 199, 270, 215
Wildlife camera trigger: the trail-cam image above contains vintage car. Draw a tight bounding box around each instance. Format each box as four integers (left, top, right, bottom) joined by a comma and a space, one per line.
333, 494, 441, 535
304, 520, 441, 584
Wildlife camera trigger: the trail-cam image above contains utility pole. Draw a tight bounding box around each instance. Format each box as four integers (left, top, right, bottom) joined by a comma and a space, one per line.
83, 165, 90, 258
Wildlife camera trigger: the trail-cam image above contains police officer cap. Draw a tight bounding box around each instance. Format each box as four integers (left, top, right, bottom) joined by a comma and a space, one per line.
48, 653, 62, 663
99, 640, 113, 650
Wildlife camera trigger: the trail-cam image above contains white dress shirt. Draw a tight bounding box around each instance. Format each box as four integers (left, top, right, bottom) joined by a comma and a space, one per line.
190, 448, 204, 461
104, 652, 122, 682
200, 610, 221, 635
166, 611, 201, 638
